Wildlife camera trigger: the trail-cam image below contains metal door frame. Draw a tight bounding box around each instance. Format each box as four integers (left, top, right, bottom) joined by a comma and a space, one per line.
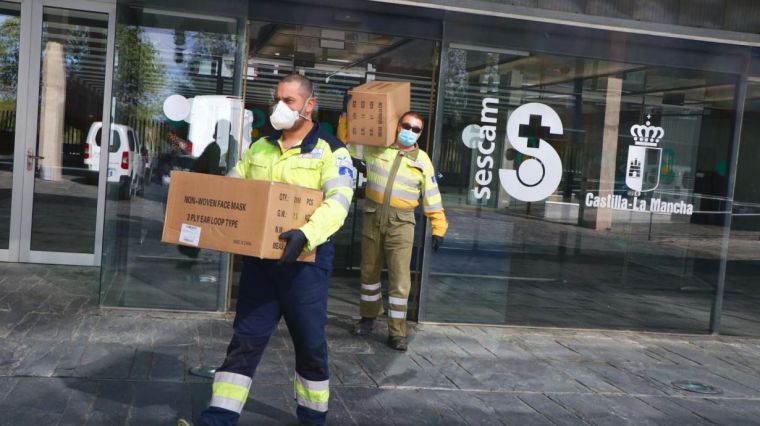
0, 0, 22, 263
5, 0, 115, 265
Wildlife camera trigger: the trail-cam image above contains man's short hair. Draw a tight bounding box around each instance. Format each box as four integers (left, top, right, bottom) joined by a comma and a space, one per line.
280, 73, 313, 99
398, 111, 424, 127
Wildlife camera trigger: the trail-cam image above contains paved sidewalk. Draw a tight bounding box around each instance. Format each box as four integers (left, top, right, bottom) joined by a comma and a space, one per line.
2, 263, 760, 425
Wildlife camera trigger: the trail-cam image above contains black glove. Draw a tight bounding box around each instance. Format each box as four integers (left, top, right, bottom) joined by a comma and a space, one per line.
278, 229, 307, 265
432, 235, 444, 252
352, 157, 367, 175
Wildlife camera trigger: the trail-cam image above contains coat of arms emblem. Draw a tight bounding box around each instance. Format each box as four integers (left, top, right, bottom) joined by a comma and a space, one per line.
626, 115, 663, 192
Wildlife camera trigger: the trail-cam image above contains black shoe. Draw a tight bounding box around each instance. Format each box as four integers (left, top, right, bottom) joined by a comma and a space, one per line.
387, 336, 407, 351
352, 317, 375, 335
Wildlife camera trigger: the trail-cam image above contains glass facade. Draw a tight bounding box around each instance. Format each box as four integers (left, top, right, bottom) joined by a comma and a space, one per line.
722, 69, 760, 336
2, 0, 760, 336
422, 42, 739, 332
99, 4, 247, 310
98, 3, 437, 311
98, 2, 760, 335
417, 15, 758, 335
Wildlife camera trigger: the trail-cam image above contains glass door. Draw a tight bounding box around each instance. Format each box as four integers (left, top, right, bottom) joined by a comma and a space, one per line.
15, 0, 114, 265
98, 7, 248, 311
243, 21, 440, 316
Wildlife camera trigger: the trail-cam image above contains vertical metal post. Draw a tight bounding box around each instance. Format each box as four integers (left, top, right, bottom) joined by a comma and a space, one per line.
216, 56, 224, 94
346, 177, 359, 270
709, 72, 749, 334
219, 14, 249, 313
417, 17, 446, 323
7, 0, 34, 263
94, 2, 117, 269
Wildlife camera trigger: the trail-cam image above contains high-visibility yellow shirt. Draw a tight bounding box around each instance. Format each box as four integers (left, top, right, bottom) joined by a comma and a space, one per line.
362, 145, 448, 237
234, 123, 354, 251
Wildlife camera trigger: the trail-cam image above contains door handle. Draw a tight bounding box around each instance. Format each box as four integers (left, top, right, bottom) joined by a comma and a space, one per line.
27, 149, 44, 171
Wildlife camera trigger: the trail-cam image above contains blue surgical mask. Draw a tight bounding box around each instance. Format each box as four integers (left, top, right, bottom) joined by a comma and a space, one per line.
397, 129, 419, 147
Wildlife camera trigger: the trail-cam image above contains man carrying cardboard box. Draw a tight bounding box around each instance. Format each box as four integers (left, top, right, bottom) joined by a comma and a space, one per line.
180, 74, 353, 426
352, 112, 448, 351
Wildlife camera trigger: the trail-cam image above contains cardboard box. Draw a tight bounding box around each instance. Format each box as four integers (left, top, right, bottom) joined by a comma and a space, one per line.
347, 80, 411, 147
161, 171, 323, 262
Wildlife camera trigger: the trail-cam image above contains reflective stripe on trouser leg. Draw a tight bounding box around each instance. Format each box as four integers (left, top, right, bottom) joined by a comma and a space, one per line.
360, 216, 385, 318
277, 250, 332, 426
384, 219, 414, 337
361, 282, 382, 303
198, 258, 282, 426
200, 257, 282, 426
294, 372, 329, 412
210, 371, 252, 413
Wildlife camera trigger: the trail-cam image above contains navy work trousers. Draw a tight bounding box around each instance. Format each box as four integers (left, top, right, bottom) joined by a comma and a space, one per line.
198, 243, 334, 426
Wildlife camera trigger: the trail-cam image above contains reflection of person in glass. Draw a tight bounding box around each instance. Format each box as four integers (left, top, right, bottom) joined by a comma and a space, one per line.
159, 130, 192, 184
181, 74, 353, 426
192, 122, 223, 175
352, 112, 448, 351
176, 125, 223, 259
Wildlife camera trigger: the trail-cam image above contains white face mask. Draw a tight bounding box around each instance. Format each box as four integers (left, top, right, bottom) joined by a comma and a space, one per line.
269, 96, 311, 130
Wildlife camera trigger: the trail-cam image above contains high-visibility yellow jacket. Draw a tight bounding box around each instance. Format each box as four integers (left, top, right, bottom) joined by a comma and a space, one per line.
362, 145, 448, 237
234, 123, 354, 251
336, 113, 348, 144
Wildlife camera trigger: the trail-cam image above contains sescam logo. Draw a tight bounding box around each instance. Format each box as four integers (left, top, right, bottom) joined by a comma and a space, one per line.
462, 99, 563, 202
461, 103, 696, 216
499, 103, 563, 202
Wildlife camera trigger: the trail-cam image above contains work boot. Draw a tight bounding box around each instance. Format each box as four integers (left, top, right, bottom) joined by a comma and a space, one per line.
352, 317, 375, 335
387, 336, 408, 351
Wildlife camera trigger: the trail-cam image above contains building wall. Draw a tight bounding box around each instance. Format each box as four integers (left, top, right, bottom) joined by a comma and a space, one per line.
397, 0, 760, 44
477, 0, 760, 33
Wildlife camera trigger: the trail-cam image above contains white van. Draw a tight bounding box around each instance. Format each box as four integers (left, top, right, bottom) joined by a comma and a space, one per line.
83, 122, 145, 199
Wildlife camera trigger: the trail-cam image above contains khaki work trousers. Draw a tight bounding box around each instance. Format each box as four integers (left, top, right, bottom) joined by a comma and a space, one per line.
359, 201, 415, 337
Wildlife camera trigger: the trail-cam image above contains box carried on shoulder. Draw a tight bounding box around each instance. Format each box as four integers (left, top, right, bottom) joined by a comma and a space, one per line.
347, 81, 411, 147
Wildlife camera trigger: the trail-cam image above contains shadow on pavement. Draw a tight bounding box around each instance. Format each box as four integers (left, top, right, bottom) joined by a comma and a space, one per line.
63, 348, 296, 425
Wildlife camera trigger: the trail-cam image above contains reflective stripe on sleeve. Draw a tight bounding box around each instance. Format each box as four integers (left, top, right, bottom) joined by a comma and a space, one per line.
327, 192, 351, 211
424, 188, 441, 199
423, 202, 443, 212
388, 296, 407, 306
294, 372, 329, 412
323, 176, 353, 192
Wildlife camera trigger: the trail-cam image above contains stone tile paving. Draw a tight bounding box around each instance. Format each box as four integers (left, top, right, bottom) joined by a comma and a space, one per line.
1, 263, 760, 425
